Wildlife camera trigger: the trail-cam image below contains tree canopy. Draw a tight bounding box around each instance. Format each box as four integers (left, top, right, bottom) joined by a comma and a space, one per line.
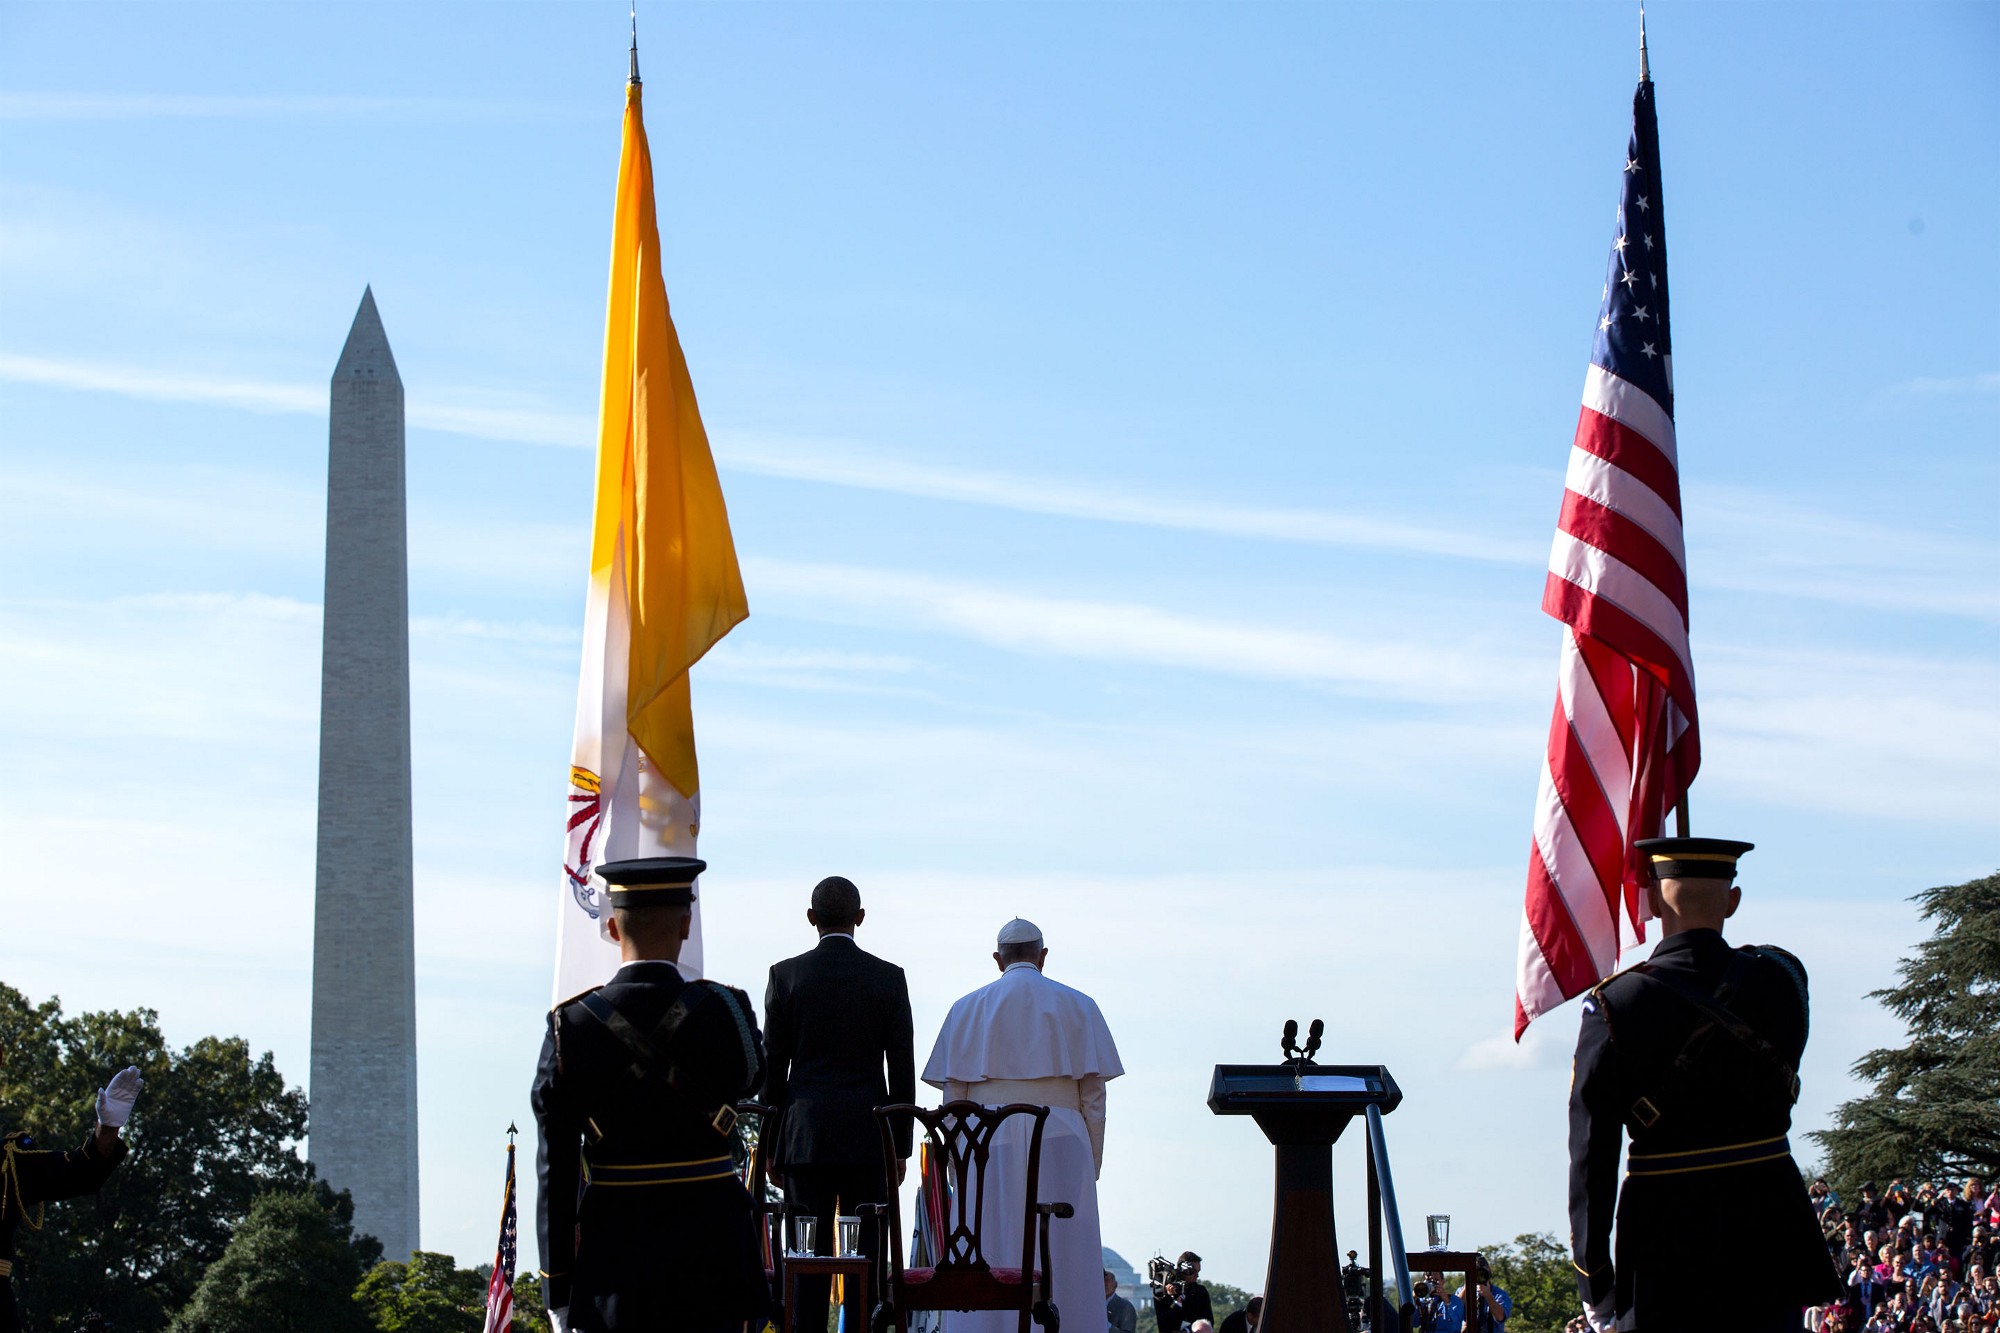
350, 1254, 549, 1333
168, 1187, 377, 1333
1478, 1232, 1578, 1333
1811, 870, 2000, 1196
0, 982, 330, 1330
354, 1252, 487, 1333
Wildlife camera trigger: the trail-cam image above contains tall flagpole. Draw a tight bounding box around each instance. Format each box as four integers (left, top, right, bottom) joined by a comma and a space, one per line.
1640, 3, 1692, 840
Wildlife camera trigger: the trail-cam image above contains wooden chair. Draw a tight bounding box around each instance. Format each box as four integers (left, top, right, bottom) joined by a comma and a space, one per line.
859, 1100, 1074, 1333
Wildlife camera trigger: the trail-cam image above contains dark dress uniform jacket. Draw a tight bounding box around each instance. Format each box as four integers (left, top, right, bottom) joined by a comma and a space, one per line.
762, 936, 915, 1169
2, 1130, 126, 1333
1569, 929, 1840, 1330
534, 960, 769, 1332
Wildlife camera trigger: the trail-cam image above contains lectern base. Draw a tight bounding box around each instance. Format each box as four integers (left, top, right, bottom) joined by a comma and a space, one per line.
1261, 1142, 1348, 1333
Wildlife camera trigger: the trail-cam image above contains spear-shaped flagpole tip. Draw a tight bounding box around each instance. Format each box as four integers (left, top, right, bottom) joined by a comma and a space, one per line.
507, 1121, 519, 1141
1639, 1, 1652, 83
629, 0, 641, 85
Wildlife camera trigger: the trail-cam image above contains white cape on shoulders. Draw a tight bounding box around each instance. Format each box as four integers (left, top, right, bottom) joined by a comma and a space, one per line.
922, 963, 1123, 1087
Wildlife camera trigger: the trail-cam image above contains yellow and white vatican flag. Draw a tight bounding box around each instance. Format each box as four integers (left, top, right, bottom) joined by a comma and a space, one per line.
556, 74, 748, 1000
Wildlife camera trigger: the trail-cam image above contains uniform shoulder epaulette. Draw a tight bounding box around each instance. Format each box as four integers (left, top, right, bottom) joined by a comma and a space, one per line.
550, 984, 604, 1016
1590, 957, 1650, 997
1745, 943, 1810, 1018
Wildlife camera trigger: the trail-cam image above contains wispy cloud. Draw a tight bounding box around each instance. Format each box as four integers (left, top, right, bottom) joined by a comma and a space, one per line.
0, 592, 321, 744
0, 92, 587, 122
746, 556, 1545, 703
1690, 483, 2000, 622
1700, 645, 2000, 824
715, 431, 1541, 565
410, 614, 573, 646
0, 352, 321, 415
1889, 370, 2000, 396
1458, 1025, 1560, 1071
2, 352, 1528, 562
0, 352, 588, 447
8, 352, 1996, 622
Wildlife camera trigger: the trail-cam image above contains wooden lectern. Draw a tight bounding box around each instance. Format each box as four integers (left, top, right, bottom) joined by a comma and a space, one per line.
1207, 1059, 1401, 1333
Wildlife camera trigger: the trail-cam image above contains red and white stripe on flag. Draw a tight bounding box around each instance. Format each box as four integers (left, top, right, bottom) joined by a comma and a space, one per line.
1516, 77, 1700, 1039
1515, 406, 1699, 1034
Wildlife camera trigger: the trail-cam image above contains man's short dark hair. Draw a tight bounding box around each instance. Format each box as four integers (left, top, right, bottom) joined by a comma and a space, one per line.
812, 875, 862, 928
1246, 1297, 1263, 1314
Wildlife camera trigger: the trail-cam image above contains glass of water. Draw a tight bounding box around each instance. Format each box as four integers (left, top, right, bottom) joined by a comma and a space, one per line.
790, 1214, 818, 1257
836, 1215, 862, 1257
1426, 1213, 1451, 1250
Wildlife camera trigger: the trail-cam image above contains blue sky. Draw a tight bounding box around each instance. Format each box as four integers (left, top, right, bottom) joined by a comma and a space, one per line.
2, 0, 1995, 1291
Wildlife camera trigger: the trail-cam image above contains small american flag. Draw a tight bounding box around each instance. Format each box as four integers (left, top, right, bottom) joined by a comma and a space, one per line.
1515, 50, 1699, 1038
482, 1133, 519, 1333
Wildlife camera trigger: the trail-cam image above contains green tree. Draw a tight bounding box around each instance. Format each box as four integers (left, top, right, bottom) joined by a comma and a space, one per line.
354, 1252, 487, 1333
1478, 1232, 1579, 1333
1810, 870, 2000, 1197
168, 1187, 377, 1333
510, 1273, 551, 1333
0, 983, 327, 1331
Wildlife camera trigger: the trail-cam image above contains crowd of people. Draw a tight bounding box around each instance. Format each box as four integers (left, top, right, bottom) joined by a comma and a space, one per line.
1804, 1176, 2000, 1333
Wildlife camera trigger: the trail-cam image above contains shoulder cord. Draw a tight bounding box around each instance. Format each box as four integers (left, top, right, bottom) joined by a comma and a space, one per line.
2, 1141, 47, 1232
707, 985, 764, 1093
1747, 945, 1810, 1044
572, 985, 742, 1136
1625, 951, 1800, 1133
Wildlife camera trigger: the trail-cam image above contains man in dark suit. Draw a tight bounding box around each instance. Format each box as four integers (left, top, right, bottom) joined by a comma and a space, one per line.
1569, 837, 1841, 1333
534, 856, 768, 1333
763, 875, 914, 1333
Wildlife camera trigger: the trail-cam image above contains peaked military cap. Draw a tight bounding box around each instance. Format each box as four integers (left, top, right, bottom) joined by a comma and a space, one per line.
595, 855, 706, 906
1634, 836, 1753, 881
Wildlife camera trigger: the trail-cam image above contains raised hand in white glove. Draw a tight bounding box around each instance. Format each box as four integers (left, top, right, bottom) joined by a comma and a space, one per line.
1584, 1299, 1618, 1333
96, 1066, 144, 1130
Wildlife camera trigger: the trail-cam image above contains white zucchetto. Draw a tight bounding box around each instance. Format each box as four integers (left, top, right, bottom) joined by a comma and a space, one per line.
996, 918, 1043, 947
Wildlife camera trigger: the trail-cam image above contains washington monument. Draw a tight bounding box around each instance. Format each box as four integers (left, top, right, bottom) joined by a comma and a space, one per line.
308, 287, 419, 1259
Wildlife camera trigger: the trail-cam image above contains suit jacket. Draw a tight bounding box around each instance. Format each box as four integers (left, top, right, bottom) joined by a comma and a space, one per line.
1569, 928, 1840, 1327
763, 935, 915, 1170
533, 959, 768, 1329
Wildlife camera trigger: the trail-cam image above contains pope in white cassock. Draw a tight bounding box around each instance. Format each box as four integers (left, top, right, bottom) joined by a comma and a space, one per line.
923, 919, 1124, 1333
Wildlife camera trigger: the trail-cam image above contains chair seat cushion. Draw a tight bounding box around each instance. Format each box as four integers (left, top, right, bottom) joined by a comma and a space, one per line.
902, 1266, 1039, 1286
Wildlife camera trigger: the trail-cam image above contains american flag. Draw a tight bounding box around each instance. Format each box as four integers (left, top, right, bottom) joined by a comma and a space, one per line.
1515, 59, 1699, 1038
482, 1135, 519, 1333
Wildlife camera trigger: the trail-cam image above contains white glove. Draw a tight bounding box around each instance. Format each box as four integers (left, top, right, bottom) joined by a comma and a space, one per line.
1584, 1299, 1618, 1333
549, 1308, 569, 1333
96, 1066, 144, 1129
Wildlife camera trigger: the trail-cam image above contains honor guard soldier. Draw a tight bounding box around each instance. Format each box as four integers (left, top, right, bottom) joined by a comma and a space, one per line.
1569, 837, 1840, 1332
2, 1064, 142, 1333
533, 857, 769, 1333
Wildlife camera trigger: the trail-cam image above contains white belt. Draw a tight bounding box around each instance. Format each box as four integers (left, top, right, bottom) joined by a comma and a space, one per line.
964, 1077, 1081, 1111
